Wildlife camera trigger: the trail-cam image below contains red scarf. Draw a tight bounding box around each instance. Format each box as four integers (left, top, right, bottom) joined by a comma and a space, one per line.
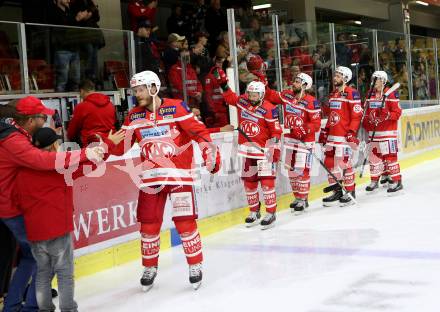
11, 120, 32, 142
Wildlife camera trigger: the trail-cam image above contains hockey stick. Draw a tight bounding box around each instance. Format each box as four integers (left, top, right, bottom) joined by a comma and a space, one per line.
359, 76, 378, 126
359, 82, 400, 178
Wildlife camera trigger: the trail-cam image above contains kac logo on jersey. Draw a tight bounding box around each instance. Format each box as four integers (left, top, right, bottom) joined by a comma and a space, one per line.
241, 110, 258, 122
139, 125, 171, 139
329, 111, 341, 126
143, 140, 176, 158
285, 115, 303, 129
240, 120, 261, 137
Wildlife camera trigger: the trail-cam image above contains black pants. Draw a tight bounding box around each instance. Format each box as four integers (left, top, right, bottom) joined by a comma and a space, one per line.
0, 220, 16, 298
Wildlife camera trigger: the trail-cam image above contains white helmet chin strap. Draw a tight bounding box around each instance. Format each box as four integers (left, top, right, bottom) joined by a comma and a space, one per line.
147, 84, 160, 123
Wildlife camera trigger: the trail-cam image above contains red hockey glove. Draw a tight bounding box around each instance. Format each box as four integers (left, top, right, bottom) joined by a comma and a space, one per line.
377, 108, 390, 123
202, 144, 221, 174
292, 125, 309, 140
345, 130, 360, 145
213, 68, 229, 91
318, 128, 329, 145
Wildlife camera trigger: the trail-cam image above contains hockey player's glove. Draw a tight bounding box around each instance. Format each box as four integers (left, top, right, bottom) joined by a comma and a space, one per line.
202, 143, 221, 174
292, 125, 309, 140
213, 68, 229, 92
345, 130, 360, 146
318, 128, 329, 145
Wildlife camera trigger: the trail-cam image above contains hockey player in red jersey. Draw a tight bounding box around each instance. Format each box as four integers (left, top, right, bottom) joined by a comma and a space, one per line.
362, 70, 403, 193
319, 66, 363, 206
214, 69, 282, 229
265, 73, 321, 213
112, 71, 221, 291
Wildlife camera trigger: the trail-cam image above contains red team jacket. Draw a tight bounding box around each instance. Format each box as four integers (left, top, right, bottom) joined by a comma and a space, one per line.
362, 88, 401, 141
324, 86, 363, 147
67, 93, 116, 146
0, 121, 88, 218
168, 62, 202, 100
117, 99, 213, 187
265, 88, 321, 152
222, 89, 282, 159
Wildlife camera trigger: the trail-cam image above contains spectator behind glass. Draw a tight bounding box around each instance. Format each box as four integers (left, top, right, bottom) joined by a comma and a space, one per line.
70, 0, 105, 83
195, 31, 210, 57
205, 0, 227, 56
215, 31, 230, 60
393, 38, 406, 73
335, 33, 352, 68
134, 19, 160, 74
48, 0, 85, 92
163, 33, 185, 73
67, 79, 118, 147
194, 0, 208, 33
313, 44, 332, 101
191, 41, 212, 83
128, 0, 157, 32
167, 4, 186, 37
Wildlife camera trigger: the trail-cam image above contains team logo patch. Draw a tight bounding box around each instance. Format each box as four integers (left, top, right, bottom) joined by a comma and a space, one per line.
329, 101, 342, 109
313, 100, 321, 109
369, 101, 382, 109
271, 107, 279, 119
180, 101, 191, 113
329, 111, 341, 126
353, 104, 362, 113
240, 120, 261, 137
298, 100, 308, 107
130, 111, 146, 121
139, 125, 171, 138
159, 106, 176, 116
256, 107, 267, 115
241, 110, 258, 122
352, 91, 361, 100
143, 140, 176, 158
285, 104, 302, 115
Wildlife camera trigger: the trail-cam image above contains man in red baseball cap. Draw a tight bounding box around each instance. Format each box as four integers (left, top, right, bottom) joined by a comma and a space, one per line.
0, 96, 118, 312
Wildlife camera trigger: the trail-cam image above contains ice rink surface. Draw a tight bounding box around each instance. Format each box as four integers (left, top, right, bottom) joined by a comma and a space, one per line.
74, 158, 440, 312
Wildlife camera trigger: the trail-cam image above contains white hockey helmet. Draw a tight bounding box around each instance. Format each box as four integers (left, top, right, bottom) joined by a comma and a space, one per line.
335, 66, 352, 83
296, 73, 313, 90
246, 81, 266, 101
372, 70, 388, 84
130, 71, 161, 96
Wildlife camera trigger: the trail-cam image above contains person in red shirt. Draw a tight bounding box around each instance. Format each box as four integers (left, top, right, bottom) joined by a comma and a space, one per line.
67, 79, 117, 146
319, 66, 363, 207
15, 127, 122, 312
265, 73, 321, 213
128, 0, 157, 32
168, 55, 203, 114
214, 69, 282, 229
204, 57, 229, 128
0, 96, 105, 312
362, 70, 403, 193
112, 70, 220, 291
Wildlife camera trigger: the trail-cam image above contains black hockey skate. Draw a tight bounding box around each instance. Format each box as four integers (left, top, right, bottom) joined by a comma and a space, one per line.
245, 203, 261, 227
323, 189, 343, 207
290, 198, 309, 211
387, 180, 403, 195
292, 199, 308, 214
260, 213, 276, 230
140, 266, 157, 292
365, 181, 379, 193
189, 263, 203, 290
323, 183, 342, 193
380, 175, 393, 187
339, 191, 356, 207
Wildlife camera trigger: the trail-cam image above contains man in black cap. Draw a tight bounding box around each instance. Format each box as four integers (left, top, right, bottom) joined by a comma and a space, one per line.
134, 19, 160, 74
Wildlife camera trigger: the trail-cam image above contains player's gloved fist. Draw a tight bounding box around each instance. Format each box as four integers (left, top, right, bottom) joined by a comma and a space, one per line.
202, 144, 221, 174
345, 130, 360, 145
292, 125, 308, 140
213, 68, 229, 91
377, 108, 390, 123
251, 70, 268, 86
318, 128, 329, 145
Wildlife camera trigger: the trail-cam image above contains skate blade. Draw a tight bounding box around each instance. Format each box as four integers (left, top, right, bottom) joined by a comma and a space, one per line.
245, 221, 260, 228
142, 285, 153, 292
387, 190, 404, 197
192, 281, 202, 290
365, 188, 379, 195
322, 201, 340, 207
292, 209, 305, 216
339, 201, 356, 207
261, 223, 275, 230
